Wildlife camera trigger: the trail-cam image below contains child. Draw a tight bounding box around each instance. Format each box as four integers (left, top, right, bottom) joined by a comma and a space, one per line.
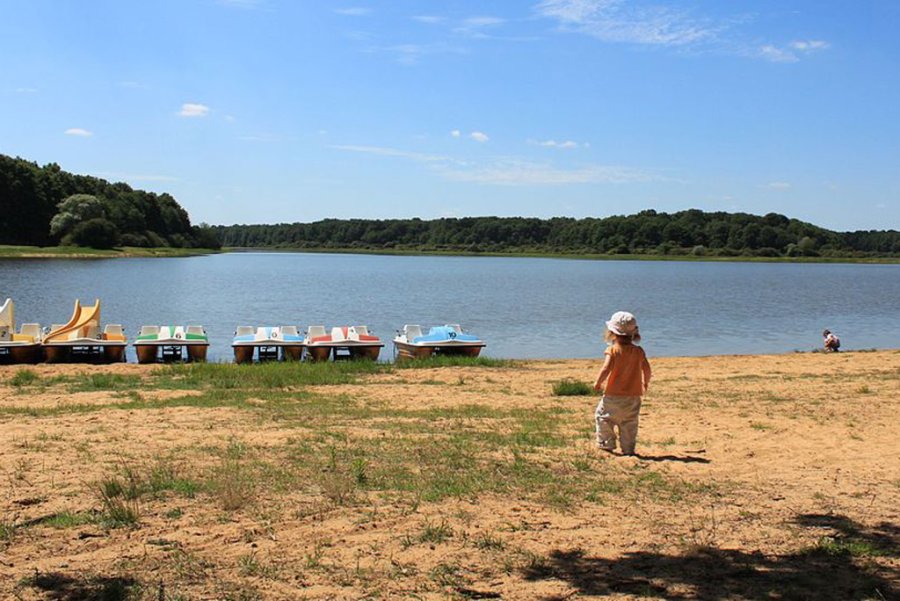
593, 311, 652, 456
822, 329, 841, 352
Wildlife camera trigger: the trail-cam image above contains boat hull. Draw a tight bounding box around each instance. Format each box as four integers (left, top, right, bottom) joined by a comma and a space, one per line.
2, 344, 42, 364
135, 342, 209, 363
43, 342, 127, 363
394, 341, 484, 361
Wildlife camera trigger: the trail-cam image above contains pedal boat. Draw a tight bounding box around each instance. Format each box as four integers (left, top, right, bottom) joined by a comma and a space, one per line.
42, 299, 126, 363
304, 326, 383, 361
0, 298, 42, 363
232, 326, 305, 364
134, 326, 209, 364
393, 324, 485, 360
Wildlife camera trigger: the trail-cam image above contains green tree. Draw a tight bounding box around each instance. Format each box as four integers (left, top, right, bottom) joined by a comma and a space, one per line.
49, 194, 107, 240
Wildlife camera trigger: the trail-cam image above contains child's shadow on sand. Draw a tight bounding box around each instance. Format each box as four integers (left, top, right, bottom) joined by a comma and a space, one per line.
635, 453, 710, 464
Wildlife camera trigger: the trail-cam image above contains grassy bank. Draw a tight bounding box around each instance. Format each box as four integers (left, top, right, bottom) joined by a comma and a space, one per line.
0, 245, 220, 259
1, 353, 898, 600
226, 246, 900, 264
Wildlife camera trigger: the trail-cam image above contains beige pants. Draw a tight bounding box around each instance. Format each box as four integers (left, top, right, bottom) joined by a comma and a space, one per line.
595, 395, 642, 455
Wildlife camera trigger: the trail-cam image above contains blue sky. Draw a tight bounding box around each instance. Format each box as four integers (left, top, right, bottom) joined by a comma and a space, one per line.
1, 1, 898, 230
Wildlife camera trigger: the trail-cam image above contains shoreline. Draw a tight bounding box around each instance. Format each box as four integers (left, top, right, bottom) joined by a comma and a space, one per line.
2, 244, 898, 264
227, 246, 900, 265
0, 245, 220, 259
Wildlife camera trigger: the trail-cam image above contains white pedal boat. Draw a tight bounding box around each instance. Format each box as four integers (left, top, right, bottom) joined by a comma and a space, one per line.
232, 326, 305, 363
393, 324, 486, 360
0, 298, 42, 363
304, 326, 383, 361
134, 325, 209, 363
42, 299, 126, 363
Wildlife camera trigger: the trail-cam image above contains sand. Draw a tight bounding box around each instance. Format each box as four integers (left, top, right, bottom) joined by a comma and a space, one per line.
0, 351, 898, 600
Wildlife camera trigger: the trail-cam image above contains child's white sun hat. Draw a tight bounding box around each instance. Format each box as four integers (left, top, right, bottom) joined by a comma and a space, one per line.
606, 311, 639, 337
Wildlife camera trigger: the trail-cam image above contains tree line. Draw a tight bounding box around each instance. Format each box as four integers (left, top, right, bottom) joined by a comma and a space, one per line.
212, 210, 900, 258
0, 154, 219, 249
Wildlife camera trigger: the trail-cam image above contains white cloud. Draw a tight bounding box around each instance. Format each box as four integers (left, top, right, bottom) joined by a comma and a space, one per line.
335, 7, 372, 16
535, 139, 580, 149
766, 181, 791, 189
64, 128, 93, 137
15, 87, 38, 94
451, 129, 461, 138
535, 0, 717, 47
470, 131, 489, 143
178, 103, 210, 118
412, 15, 444, 24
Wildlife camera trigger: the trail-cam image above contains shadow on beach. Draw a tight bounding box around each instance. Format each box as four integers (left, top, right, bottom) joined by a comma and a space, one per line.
635, 453, 711, 464
522, 513, 898, 600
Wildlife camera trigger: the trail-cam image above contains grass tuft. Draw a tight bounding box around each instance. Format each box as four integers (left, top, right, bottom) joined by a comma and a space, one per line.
396, 356, 515, 369
9, 369, 40, 387
551, 379, 595, 396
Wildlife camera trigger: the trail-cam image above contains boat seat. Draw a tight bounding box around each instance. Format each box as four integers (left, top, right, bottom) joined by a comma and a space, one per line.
331, 326, 349, 342
235, 326, 254, 337
354, 325, 370, 336
140, 325, 160, 337
82, 324, 101, 340
17, 323, 40, 343
307, 326, 326, 339
0, 326, 9, 341
404, 325, 423, 341
104, 324, 125, 341
186, 325, 205, 336
446, 324, 463, 333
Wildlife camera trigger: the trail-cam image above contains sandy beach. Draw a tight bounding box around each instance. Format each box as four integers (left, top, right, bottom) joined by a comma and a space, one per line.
1, 351, 898, 600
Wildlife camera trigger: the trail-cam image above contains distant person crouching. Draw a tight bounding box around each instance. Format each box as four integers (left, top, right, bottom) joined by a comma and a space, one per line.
593, 311, 652, 456
823, 329, 841, 352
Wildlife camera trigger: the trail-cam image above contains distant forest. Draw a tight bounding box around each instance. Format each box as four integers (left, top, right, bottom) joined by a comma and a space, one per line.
213, 211, 900, 258
0, 154, 219, 249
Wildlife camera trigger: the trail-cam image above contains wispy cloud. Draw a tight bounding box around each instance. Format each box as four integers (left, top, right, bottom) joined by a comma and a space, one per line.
758, 39, 830, 63
454, 16, 506, 37
335, 7, 372, 16
95, 172, 179, 183
332, 142, 654, 186
376, 42, 467, 65
470, 131, 489, 143
450, 129, 461, 138
533, 139, 581, 149
412, 15, 445, 24
441, 159, 654, 185
219, 0, 264, 8
64, 128, 93, 137
15, 87, 38, 94
536, 1, 828, 63
766, 181, 791, 189
330, 144, 449, 163
178, 103, 210, 118
535, 0, 717, 47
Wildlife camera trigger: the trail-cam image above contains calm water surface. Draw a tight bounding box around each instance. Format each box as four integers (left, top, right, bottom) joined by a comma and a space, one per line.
2, 253, 899, 361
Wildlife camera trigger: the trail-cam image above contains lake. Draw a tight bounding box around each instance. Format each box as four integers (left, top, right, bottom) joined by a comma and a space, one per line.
2, 252, 899, 361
